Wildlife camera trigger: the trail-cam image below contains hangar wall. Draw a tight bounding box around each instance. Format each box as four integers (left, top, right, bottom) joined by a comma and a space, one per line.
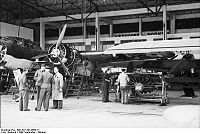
0, 22, 33, 41
30, 3, 200, 51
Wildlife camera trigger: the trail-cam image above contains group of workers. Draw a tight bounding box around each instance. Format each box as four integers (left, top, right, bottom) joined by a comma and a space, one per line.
102, 68, 130, 104
17, 64, 64, 111
17, 64, 130, 111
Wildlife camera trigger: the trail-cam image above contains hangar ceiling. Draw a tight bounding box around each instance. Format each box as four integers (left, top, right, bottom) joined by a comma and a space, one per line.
0, 0, 199, 25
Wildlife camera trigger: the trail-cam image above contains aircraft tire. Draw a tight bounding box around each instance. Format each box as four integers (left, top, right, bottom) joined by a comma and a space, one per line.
0, 79, 7, 93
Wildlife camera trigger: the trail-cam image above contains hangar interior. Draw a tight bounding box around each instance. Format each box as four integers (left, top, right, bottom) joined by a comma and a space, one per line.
1, 0, 200, 51
0, 0, 200, 103
1, 1, 200, 129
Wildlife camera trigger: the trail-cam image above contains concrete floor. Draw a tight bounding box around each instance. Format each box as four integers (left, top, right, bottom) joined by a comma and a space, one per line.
1, 90, 200, 128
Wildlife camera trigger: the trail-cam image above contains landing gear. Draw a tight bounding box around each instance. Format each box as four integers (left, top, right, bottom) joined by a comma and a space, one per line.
159, 76, 168, 106
0, 69, 11, 94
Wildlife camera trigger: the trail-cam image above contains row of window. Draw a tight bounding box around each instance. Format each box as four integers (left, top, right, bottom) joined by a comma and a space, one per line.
45, 18, 200, 37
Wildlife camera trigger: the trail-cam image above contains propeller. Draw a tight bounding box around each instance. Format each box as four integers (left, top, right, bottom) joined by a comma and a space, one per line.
57, 57, 71, 76
55, 24, 67, 50
53, 23, 71, 76
49, 23, 67, 59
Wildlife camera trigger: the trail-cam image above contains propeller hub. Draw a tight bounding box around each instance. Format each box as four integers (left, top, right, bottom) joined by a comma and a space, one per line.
135, 83, 144, 92
51, 48, 60, 58
48, 43, 79, 67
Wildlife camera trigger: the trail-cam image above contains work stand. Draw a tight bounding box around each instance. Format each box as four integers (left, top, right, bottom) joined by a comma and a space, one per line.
126, 72, 169, 106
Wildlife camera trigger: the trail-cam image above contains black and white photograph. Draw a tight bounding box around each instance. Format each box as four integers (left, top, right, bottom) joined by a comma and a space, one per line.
0, 0, 200, 131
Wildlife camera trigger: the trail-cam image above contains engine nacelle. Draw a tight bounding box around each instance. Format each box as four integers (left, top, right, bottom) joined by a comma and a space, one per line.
48, 43, 79, 67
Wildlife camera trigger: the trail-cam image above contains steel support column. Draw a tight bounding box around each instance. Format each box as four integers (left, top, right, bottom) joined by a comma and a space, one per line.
95, 12, 100, 51
82, 0, 87, 50
163, 4, 167, 40
139, 18, 142, 36
40, 17, 45, 50
109, 24, 113, 37
83, 20, 87, 39
59, 28, 62, 34
170, 13, 176, 34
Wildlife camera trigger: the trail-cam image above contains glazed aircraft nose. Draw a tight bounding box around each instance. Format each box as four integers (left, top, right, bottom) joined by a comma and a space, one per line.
0, 41, 7, 62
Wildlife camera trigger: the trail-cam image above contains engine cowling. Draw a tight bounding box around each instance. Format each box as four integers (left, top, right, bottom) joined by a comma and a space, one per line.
48, 43, 79, 67
48, 43, 95, 76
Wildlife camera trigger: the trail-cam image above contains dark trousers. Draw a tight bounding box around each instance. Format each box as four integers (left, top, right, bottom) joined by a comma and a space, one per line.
37, 88, 51, 111
19, 90, 29, 111
35, 85, 45, 108
102, 82, 109, 102
120, 86, 128, 104
53, 100, 63, 109
36, 85, 41, 104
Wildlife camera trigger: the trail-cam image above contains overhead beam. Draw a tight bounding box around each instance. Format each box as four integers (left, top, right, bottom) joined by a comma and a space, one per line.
137, 0, 157, 16
87, 0, 98, 11
21, 3, 200, 24
100, 18, 113, 24
45, 22, 63, 29
1, 7, 18, 16
26, 0, 77, 21
17, 0, 43, 15
59, 12, 200, 28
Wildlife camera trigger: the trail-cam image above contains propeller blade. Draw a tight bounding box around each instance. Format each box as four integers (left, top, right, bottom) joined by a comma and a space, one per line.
58, 57, 71, 76
56, 24, 67, 49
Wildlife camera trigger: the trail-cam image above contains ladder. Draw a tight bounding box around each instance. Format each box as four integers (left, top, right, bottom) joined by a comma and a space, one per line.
65, 74, 84, 99
64, 58, 93, 99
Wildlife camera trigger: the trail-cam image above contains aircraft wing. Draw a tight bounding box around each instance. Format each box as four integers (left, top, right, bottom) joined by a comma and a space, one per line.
78, 39, 200, 76
103, 39, 200, 60
81, 39, 200, 64
80, 51, 113, 63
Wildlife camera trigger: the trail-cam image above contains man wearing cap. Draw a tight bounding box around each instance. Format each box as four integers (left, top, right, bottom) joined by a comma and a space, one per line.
116, 69, 130, 104
17, 68, 30, 111
102, 68, 111, 102
34, 64, 45, 108
36, 65, 54, 111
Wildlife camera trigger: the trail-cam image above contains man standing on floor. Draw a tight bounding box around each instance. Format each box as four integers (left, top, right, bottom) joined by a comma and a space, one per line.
17, 68, 30, 111
52, 67, 64, 109
117, 69, 130, 104
34, 64, 45, 109
36, 65, 54, 111
102, 68, 111, 103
